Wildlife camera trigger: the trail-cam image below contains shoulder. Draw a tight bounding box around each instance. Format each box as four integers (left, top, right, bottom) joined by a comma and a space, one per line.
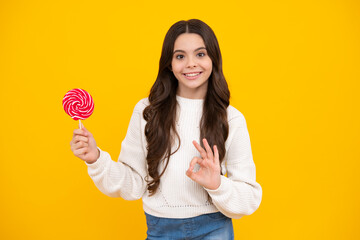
227, 104, 247, 128
133, 97, 150, 113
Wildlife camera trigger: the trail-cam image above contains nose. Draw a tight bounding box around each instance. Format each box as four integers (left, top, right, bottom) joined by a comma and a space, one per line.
186, 56, 197, 68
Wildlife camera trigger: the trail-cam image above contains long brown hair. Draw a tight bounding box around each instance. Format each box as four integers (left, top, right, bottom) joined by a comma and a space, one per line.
143, 19, 230, 196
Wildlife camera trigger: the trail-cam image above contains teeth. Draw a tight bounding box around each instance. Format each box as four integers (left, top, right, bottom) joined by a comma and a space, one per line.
185, 72, 200, 77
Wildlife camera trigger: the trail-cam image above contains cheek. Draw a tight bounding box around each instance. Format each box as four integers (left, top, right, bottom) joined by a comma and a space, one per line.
171, 61, 184, 74
202, 61, 213, 80
203, 58, 213, 71
204, 62, 213, 74
207, 63, 213, 72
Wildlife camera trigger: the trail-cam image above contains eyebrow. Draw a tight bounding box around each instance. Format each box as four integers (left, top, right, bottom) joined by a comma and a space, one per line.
173, 47, 207, 54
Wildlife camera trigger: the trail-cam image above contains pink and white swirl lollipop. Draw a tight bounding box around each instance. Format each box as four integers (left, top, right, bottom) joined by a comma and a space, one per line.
63, 88, 94, 129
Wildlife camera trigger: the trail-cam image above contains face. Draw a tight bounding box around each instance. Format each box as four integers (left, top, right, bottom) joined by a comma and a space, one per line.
171, 33, 212, 99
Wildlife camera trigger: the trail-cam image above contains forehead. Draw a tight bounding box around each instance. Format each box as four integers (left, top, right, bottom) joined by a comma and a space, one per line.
173, 33, 206, 50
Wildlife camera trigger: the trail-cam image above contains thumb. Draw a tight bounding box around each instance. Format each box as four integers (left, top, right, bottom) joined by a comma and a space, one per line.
81, 124, 92, 137
79, 121, 89, 135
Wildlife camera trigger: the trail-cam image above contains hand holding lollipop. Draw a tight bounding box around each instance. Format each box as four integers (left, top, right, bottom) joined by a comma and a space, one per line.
63, 88, 99, 163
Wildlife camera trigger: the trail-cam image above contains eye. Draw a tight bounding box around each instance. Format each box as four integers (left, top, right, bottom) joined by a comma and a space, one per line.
175, 54, 184, 59
197, 52, 206, 57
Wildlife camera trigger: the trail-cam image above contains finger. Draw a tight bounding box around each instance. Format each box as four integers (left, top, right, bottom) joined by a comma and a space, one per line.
214, 145, 220, 165
186, 160, 201, 181
82, 126, 91, 137
202, 138, 214, 161
192, 140, 207, 160
74, 147, 87, 157
186, 167, 201, 181
74, 141, 89, 150
188, 157, 203, 171
73, 129, 87, 137
73, 135, 89, 144
186, 167, 197, 181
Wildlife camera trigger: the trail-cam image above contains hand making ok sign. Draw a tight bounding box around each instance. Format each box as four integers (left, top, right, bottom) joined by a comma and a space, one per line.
186, 138, 221, 190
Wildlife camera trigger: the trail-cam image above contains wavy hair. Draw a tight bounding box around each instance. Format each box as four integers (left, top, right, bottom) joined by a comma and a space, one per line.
143, 19, 230, 196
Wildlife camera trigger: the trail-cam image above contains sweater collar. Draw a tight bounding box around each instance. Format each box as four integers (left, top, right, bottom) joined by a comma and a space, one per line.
176, 95, 204, 111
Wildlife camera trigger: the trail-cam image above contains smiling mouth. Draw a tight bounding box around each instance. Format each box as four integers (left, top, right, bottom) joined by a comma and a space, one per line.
183, 72, 202, 77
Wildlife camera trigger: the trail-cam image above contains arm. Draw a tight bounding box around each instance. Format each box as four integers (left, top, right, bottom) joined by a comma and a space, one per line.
85, 102, 148, 200
204, 114, 262, 219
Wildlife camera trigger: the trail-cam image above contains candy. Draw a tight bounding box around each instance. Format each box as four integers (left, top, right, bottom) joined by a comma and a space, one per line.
63, 88, 94, 121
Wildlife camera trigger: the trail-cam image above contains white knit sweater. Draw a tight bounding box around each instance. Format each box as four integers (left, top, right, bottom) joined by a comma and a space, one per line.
85, 95, 262, 219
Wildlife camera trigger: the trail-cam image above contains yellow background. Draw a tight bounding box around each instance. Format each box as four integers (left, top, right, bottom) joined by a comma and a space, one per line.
1, 0, 359, 239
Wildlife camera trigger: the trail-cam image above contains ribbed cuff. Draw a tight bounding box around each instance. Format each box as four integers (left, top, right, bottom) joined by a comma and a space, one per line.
85, 147, 107, 171
204, 175, 230, 197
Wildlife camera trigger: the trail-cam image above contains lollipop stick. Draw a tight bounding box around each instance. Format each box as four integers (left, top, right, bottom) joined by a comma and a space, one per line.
79, 119, 82, 129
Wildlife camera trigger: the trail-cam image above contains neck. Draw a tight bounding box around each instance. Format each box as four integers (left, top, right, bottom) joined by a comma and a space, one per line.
176, 89, 206, 100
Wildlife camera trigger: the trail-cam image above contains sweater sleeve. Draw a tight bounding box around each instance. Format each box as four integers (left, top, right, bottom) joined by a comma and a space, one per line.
204, 113, 262, 219
85, 101, 148, 200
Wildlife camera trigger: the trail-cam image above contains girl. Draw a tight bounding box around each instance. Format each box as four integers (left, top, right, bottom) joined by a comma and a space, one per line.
70, 19, 262, 240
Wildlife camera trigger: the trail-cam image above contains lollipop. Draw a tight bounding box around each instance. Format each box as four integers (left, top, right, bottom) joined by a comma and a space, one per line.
63, 88, 94, 129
